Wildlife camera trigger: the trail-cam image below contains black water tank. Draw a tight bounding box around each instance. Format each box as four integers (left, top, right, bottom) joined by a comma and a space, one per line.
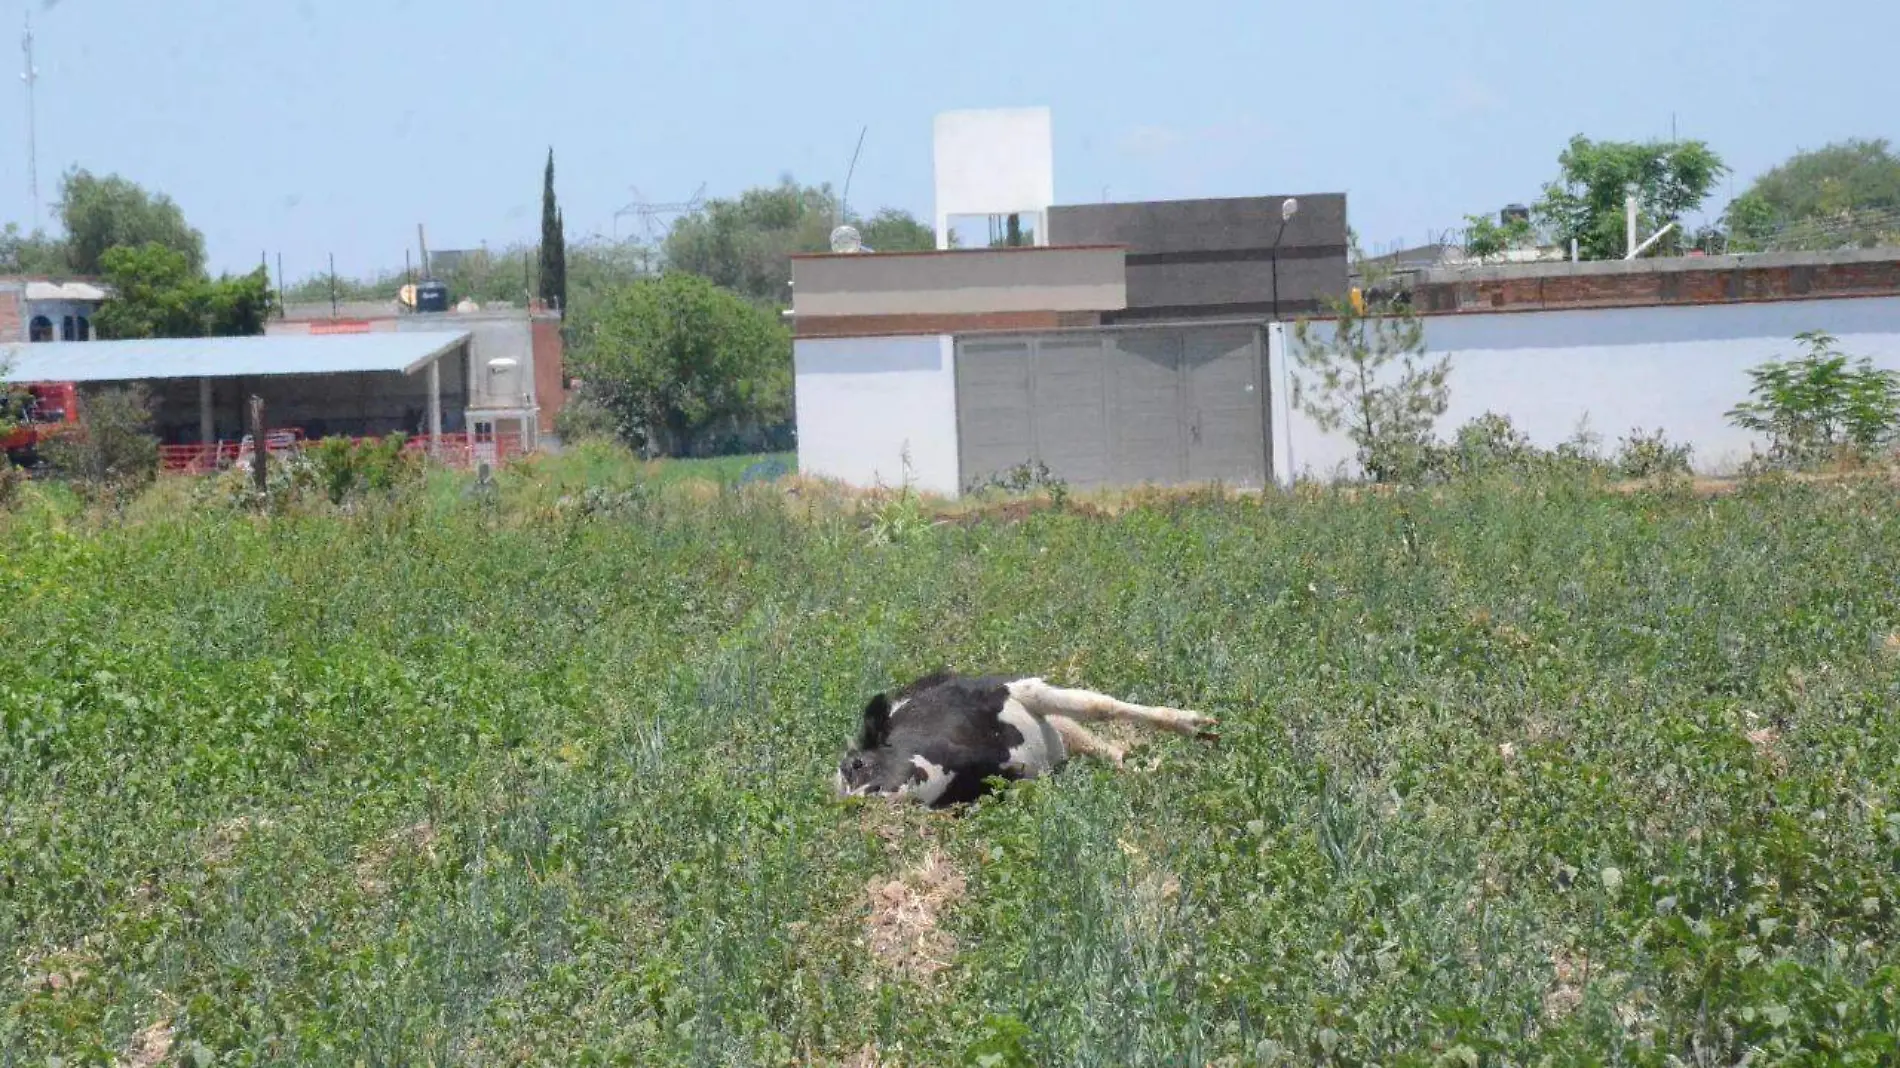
415, 280, 450, 313
1500, 203, 1531, 225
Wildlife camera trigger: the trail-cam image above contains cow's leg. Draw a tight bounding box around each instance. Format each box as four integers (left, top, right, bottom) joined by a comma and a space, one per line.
1007, 678, 1217, 739
1044, 714, 1125, 768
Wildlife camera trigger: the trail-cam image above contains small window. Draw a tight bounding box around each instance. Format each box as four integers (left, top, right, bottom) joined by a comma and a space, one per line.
28, 316, 53, 342
77, 316, 91, 341
61, 316, 76, 341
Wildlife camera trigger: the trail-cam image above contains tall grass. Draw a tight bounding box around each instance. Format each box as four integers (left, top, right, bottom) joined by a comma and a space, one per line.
3, 454, 1899, 1064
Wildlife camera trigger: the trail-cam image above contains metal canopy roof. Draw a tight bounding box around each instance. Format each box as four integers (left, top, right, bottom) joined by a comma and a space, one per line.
0, 331, 471, 384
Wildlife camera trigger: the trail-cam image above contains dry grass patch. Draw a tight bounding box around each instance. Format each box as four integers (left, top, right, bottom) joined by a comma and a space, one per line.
117, 1015, 175, 1068
1544, 946, 1587, 1022
353, 819, 439, 896
862, 847, 966, 987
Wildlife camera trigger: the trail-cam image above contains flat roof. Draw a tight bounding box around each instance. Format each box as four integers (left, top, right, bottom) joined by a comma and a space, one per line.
789, 243, 1128, 261
0, 330, 471, 384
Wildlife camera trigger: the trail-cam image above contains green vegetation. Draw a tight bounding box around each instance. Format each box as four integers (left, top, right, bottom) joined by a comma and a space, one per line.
1728, 331, 1900, 469
1532, 136, 1729, 260
36, 383, 160, 497
5, 446, 1900, 1064
1725, 138, 1900, 252
566, 271, 793, 458
93, 243, 275, 341
1292, 247, 1452, 483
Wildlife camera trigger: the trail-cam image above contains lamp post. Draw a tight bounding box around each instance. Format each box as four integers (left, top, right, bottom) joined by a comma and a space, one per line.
1271, 197, 1299, 321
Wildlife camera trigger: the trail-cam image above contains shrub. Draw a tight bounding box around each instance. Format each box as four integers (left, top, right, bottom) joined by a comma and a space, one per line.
306, 433, 424, 504
40, 383, 160, 494
552, 386, 619, 444
0, 458, 24, 511
1727, 330, 1900, 468
1613, 427, 1695, 480
1415, 412, 1610, 484
964, 458, 1071, 508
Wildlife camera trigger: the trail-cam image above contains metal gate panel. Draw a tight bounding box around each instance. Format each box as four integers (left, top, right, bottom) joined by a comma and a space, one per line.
1183, 326, 1268, 487
954, 338, 1036, 490
1106, 331, 1187, 485
955, 324, 1269, 494
1030, 336, 1112, 488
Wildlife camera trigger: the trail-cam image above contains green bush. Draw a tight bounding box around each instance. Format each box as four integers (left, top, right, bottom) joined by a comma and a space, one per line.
1613, 427, 1695, 480
39, 383, 160, 495
306, 433, 424, 504
1727, 330, 1900, 468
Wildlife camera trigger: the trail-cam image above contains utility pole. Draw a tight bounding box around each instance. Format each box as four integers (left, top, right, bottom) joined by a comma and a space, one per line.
21, 14, 40, 228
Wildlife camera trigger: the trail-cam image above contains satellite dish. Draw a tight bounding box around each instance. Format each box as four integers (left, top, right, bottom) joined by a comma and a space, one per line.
398, 284, 418, 307
1281, 197, 1300, 222
829, 224, 863, 254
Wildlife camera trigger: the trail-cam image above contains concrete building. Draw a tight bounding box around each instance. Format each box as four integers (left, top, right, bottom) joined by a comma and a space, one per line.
791, 106, 1349, 497
0, 278, 109, 342
267, 299, 567, 444
1046, 194, 1348, 322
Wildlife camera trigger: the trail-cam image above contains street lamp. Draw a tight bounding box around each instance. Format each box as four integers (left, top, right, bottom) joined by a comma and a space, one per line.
1271, 197, 1299, 322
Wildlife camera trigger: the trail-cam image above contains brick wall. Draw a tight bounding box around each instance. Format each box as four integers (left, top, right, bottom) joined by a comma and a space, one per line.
532, 317, 566, 433
0, 289, 20, 343
1413, 254, 1900, 315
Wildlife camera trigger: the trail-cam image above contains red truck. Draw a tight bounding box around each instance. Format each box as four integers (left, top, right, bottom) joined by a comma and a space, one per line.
2, 381, 80, 468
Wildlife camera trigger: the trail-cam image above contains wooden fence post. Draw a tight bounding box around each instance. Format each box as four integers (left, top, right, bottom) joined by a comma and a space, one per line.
249, 394, 268, 498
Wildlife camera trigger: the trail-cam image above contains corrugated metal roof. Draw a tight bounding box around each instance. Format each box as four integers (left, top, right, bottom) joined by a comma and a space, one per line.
0, 331, 471, 384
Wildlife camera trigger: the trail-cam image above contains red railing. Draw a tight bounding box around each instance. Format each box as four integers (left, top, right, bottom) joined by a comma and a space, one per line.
157, 432, 527, 475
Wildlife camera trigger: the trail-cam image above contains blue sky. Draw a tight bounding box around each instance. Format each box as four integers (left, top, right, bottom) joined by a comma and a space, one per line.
4, 0, 1896, 281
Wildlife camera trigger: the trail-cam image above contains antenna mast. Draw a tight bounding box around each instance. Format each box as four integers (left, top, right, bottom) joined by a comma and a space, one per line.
21, 13, 40, 228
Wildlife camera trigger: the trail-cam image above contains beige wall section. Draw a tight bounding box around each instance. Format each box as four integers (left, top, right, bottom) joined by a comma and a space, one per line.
791, 247, 1127, 317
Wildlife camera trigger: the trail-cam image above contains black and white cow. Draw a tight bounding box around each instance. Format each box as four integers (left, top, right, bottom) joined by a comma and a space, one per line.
834, 671, 1218, 808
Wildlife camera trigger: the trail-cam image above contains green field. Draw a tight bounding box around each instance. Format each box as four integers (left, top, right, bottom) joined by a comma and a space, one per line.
4, 450, 1899, 1065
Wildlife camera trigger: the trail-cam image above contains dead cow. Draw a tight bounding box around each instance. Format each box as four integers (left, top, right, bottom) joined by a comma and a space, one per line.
834, 671, 1218, 808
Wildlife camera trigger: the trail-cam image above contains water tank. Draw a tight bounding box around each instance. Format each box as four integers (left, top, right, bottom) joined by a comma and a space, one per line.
1500, 203, 1531, 226
415, 281, 450, 313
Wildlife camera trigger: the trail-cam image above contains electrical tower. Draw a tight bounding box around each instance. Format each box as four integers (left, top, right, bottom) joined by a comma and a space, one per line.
21, 13, 39, 227
612, 183, 707, 245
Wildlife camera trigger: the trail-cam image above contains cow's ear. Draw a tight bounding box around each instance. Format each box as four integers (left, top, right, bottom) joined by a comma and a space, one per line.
857, 693, 893, 749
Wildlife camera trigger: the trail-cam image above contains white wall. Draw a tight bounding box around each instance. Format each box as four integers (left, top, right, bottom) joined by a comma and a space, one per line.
794, 335, 961, 496
1268, 297, 1900, 483
932, 108, 1055, 251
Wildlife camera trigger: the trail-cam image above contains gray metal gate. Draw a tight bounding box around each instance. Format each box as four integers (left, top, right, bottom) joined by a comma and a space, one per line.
954, 323, 1269, 493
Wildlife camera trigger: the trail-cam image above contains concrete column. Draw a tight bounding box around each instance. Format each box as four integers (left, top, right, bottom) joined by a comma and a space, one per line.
427, 357, 442, 457
198, 377, 214, 444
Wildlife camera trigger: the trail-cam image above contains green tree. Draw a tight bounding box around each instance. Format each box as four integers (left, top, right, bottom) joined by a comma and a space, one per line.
94, 243, 275, 340
1462, 213, 1537, 261
57, 168, 206, 276
539, 148, 568, 314
94, 244, 206, 339
567, 271, 791, 457
1532, 135, 1728, 260
1724, 138, 1900, 251
663, 177, 837, 306
0, 223, 69, 276
858, 208, 936, 252
1291, 238, 1451, 482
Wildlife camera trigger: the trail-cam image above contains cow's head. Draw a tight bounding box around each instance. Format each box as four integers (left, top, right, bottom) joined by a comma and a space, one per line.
834, 693, 922, 799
